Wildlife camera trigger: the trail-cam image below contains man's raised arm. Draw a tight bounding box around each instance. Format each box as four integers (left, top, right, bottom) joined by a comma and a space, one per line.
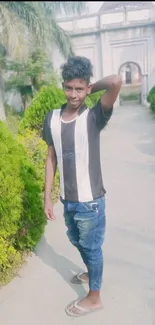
91, 74, 122, 111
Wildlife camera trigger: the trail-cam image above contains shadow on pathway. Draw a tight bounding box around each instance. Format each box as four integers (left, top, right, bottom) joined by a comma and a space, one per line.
35, 235, 87, 299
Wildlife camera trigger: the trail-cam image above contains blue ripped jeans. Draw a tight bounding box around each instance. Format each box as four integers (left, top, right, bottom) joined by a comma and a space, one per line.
61, 196, 106, 291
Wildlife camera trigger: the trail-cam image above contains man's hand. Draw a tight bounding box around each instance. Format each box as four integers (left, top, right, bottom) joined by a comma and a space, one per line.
44, 145, 57, 221
44, 198, 56, 221
91, 74, 122, 110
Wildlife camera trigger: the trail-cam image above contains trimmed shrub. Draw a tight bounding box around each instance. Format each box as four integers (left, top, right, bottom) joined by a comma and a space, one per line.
88, 91, 105, 106
85, 92, 104, 107
17, 128, 60, 201
147, 85, 155, 103
4, 105, 22, 136
0, 237, 22, 283
85, 96, 93, 108
18, 84, 66, 133
150, 93, 155, 113
0, 121, 46, 282
17, 129, 47, 191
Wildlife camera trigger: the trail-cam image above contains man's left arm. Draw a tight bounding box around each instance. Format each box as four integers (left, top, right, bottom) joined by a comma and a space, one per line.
91, 74, 122, 130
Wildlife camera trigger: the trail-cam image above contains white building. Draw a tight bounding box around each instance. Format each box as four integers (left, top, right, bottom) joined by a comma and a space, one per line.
52, 1, 155, 106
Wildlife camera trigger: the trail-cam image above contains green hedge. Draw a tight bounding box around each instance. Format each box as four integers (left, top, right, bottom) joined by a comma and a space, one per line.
147, 85, 155, 113
150, 93, 155, 113
0, 121, 46, 283
17, 128, 60, 201
18, 84, 104, 134
18, 84, 66, 133
88, 91, 104, 106
147, 85, 155, 103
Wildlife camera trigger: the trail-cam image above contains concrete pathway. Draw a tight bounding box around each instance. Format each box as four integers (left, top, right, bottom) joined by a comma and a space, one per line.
0, 105, 155, 325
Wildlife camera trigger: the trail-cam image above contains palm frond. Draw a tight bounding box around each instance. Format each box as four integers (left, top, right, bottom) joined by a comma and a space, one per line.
3, 2, 47, 47
51, 19, 74, 58
0, 1, 86, 61
42, 2, 87, 57
0, 4, 29, 60
43, 1, 87, 16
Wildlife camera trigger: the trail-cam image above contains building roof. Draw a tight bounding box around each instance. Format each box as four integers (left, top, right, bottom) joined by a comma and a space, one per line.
99, 1, 154, 13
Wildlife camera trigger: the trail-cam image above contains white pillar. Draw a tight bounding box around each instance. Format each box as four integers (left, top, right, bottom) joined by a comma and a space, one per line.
141, 74, 148, 105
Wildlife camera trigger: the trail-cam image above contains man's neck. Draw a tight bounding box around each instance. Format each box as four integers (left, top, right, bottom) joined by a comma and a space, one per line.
65, 101, 86, 115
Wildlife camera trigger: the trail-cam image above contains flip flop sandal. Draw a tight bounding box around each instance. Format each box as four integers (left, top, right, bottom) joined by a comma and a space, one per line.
65, 299, 103, 317
71, 272, 88, 284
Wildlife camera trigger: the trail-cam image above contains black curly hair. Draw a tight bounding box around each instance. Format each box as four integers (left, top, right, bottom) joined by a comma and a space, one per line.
61, 56, 93, 83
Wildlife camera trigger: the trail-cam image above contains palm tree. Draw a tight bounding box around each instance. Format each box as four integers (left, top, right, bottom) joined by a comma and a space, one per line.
0, 1, 87, 120
0, 2, 87, 59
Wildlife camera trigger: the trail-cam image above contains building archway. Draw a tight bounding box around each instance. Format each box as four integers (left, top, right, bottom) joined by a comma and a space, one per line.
119, 61, 142, 105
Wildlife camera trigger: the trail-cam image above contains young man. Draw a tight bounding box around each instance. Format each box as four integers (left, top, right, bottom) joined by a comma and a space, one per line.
42, 56, 122, 317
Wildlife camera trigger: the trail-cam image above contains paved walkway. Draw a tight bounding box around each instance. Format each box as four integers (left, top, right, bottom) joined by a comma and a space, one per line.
1, 105, 155, 325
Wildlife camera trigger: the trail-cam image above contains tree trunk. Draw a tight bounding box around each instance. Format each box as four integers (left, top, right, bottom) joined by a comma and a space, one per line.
0, 88, 6, 121
0, 73, 6, 121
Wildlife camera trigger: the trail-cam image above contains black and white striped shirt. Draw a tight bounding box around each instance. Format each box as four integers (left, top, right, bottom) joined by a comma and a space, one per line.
43, 100, 113, 202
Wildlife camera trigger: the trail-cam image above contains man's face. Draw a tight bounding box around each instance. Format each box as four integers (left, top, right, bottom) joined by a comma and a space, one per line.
63, 78, 92, 110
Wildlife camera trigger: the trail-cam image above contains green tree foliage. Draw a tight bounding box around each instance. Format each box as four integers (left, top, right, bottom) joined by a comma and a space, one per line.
5, 48, 55, 111
0, 2, 87, 121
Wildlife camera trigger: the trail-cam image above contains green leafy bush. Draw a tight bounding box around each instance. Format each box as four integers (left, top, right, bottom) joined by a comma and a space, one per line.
17, 128, 60, 201
88, 91, 105, 106
18, 84, 104, 134
147, 85, 155, 103
0, 237, 22, 283
18, 84, 66, 133
150, 93, 155, 113
5, 103, 23, 135
0, 122, 46, 283
85, 96, 93, 108
17, 129, 47, 190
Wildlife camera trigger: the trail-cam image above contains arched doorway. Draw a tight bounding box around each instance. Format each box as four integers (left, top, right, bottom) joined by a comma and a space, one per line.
119, 62, 142, 105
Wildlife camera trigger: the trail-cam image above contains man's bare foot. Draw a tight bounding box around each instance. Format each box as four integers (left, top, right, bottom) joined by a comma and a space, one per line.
78, 294, 101, 310
66, 293, 102, 317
